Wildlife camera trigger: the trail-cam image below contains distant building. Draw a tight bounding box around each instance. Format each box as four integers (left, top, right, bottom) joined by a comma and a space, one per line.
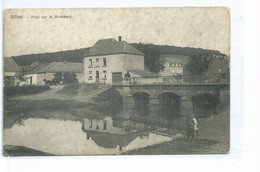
207, 55, 229, 74
83, 37, 144, 84
4, 57, 21, 86
128, 70, 160, 85
24, 61, 83, 85
160, 55, 191, 76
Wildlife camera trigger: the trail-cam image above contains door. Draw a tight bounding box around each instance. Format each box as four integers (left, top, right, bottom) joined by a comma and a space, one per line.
96, 71, 99, 82
30, 76, 32, 85
112, 72, 122, 85
9, 76, 15, 86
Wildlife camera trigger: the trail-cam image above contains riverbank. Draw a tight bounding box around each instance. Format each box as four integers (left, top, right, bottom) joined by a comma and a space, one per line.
123, 108, 230, 154
3, 85, 230, 155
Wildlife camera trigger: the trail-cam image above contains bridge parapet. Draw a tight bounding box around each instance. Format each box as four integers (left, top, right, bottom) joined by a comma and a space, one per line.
113, 83, 229, 117
117, 73, 229, 86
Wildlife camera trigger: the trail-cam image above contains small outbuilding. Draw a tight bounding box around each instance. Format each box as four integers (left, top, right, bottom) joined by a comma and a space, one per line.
4, 57, 21, 86
24, 61, 83, 85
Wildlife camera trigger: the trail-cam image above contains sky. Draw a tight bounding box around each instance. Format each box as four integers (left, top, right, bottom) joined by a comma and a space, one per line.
4, 8, 230, 57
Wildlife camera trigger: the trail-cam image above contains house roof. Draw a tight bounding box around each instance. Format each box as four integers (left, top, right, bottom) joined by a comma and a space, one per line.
25, 62, 82, 74
87, 38, 143, 57
9, 48, 89, 67
162, 55, 191, 66
4, 57, 21, 72
129, 70, 158, 78
87, 131, 141, 148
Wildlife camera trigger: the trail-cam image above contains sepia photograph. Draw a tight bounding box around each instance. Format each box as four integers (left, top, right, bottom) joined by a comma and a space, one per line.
3, 8, 230, 156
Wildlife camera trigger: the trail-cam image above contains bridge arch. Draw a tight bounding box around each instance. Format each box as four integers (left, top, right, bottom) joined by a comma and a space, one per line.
158, 92, 181, 120
190, 93, 219, 117
132, 91, 150, 116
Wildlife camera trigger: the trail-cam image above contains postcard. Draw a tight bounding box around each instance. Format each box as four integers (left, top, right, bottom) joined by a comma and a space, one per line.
3, 8, 230, 156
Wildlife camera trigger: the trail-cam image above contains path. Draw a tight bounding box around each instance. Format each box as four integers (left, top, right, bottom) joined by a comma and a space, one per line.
10, 84, 112, 103
10, 86, 68, 101
72, 85, 111, 102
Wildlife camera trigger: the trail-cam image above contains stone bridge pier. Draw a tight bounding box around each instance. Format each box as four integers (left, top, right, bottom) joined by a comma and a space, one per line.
113, 83, 229, 117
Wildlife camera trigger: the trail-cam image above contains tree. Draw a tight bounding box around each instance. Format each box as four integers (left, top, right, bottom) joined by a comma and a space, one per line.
52, 72, 62, 83
63, 73, 78, 83
15, 70, 28, 82
184, 54, 212, 75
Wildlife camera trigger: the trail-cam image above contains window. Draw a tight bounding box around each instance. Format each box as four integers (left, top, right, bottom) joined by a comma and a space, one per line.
89, 59, 92, 67
103, 70, 107, 79
89, 71, 93, 80
103, 58, 107, 66
95, 58, 99, 67
103, 121, 107, 130
89, 120, 92, 129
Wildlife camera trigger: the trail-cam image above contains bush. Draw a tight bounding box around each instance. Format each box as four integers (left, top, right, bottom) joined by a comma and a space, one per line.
4, 85, 51, 96
63, 73, 78, 83
93, 88, 123, 116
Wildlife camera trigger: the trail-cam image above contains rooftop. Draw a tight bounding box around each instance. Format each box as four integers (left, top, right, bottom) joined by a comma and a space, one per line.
87, 38, 143, 57
25, 62, 83, 74
4, 57, 21, 72
8, 48, 89, 67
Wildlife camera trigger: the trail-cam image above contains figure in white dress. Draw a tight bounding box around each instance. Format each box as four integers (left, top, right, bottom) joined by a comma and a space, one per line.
193, 116, 200, 136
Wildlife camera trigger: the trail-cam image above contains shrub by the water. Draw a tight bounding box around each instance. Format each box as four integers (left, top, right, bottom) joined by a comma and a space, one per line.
93, 88, 123, 116
4, 85, 51, 96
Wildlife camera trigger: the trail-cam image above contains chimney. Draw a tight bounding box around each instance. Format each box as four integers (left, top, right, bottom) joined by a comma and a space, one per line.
118, 36, 122, 41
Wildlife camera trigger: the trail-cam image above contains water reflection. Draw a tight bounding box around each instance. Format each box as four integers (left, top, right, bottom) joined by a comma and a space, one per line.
3, 117, 180, 155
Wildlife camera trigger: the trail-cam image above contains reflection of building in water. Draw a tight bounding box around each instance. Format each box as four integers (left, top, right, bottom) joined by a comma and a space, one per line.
82, 116, 148, 149
83, 116, 135, 134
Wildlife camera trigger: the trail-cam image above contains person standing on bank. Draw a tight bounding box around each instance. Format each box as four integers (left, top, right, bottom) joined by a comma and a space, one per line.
193, 115, 200, 136
124, 71, 131, 84
185, 113, 195, 139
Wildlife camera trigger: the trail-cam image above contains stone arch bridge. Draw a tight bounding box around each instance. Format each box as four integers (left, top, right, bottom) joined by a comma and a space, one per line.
112, 83, 229, 118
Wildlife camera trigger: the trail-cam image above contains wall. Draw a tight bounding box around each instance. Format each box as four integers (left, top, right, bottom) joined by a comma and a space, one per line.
84, 54, 144, 84
76, 73, 84, 83
37, 73, 55, 85
134, 77, 160, 85
25, 74, 38, 85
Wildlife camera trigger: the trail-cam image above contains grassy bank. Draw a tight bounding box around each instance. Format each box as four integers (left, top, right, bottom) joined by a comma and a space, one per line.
4, 85, 51, 96
123, 108, 230, 154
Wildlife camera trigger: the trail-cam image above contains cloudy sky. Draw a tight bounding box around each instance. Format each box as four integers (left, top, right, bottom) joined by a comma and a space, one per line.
4, 8, 230, 57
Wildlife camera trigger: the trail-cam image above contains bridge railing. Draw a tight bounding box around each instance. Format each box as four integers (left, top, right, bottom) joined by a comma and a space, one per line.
116, 73, 229, 85
163, 73, 229, 84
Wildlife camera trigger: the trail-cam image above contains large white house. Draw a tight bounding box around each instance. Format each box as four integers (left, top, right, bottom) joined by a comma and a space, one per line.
83, 37, 144, 84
